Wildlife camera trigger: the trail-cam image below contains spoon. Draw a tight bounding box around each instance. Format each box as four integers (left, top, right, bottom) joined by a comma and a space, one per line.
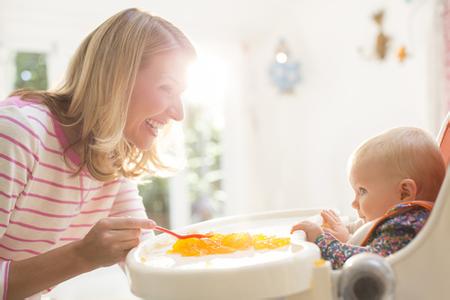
154, 225, 213, 239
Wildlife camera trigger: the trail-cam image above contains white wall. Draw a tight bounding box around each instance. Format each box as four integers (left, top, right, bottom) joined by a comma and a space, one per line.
225, 0, 447, 217
0, 0, 446, 220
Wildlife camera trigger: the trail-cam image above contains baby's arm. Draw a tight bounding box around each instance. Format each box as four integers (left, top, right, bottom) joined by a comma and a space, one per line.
315, 217, 419, 269
291, 210, 356, 243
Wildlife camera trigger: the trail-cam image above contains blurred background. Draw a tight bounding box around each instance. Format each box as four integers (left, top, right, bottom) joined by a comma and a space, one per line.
1, 0, 448, 226
0, 0, 449, 297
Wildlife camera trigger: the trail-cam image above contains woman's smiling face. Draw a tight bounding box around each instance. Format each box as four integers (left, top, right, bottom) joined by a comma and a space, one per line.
125, 51, 188, 150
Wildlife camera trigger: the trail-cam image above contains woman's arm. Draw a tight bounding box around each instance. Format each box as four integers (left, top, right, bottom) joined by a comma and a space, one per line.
7, 217, 155, 300
8, 240, 91, 300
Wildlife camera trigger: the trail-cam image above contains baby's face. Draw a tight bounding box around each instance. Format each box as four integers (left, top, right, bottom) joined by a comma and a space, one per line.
349, 160, 403, 221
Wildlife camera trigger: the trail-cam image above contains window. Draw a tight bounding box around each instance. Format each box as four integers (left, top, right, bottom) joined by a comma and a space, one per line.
185, 104, 225, 223
139, 49, 229, 228
138, 178, 170, 228
14, 52, 48, 90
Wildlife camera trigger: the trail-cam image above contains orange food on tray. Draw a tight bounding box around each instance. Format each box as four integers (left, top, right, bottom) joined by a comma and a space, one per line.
167, 233, 290, 257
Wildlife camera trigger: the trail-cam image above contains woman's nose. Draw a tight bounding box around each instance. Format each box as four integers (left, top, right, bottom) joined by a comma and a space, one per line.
168, 97, 184, 121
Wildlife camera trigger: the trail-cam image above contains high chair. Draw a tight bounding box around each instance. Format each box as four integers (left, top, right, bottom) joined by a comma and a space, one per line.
126, 114, 450, 300
292, 113, 450, 300
382, 114, 450, 299
286, 113, 450, 300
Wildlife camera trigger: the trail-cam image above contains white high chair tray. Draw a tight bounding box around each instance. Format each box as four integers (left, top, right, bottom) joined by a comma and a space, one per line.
125, 209, 322, 300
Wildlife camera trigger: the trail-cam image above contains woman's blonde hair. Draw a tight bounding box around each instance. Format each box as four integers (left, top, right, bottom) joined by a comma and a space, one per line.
11, 8, 196, 181
349, 127, 446, 202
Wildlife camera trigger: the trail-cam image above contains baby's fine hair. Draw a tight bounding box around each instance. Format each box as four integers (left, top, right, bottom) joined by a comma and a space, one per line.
350, 127, 446, 202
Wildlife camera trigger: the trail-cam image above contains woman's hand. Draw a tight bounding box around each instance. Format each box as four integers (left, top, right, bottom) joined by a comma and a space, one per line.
321, 209, 350, 242
73, 217, 156, 270
290, 221, 323, 242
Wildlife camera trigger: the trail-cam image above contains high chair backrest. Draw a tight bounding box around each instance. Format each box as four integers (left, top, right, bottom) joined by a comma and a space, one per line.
388, 113, 450, 300
437, 113, 450, 166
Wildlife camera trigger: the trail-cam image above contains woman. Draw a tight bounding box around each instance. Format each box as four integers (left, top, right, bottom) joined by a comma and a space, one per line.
1, 8, 195, 299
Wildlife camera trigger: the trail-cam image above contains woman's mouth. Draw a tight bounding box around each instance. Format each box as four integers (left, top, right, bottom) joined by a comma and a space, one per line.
145, 118, 164, 136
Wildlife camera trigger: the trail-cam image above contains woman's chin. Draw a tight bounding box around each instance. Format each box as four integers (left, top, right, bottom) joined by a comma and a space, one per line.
129, 137, 155, 151
139, 140, 155, 151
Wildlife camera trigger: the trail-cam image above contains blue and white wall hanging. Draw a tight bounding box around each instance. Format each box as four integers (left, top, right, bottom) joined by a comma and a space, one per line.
269, 39, 301, 94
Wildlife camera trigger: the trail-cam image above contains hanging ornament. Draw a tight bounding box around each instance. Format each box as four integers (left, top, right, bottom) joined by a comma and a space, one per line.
396, 46, 408, 63
358, 4, 420, 64
268, 38, 301, 94
373, 11, 390, 60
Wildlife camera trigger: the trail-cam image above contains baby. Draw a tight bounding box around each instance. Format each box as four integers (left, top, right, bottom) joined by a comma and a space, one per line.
291, 127, 446, 269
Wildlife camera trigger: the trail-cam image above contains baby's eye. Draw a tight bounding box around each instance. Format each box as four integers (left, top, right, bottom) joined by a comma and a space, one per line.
359, 188, 367, 195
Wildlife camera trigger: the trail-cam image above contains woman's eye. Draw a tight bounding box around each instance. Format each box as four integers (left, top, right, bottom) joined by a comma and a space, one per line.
359, 188, 367, 195
161, 85, 173, 95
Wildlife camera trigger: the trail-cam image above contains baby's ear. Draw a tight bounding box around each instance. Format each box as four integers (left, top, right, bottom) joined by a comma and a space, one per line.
399, 179, 417, 201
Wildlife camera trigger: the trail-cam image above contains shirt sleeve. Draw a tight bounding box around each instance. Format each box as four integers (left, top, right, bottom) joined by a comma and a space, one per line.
108, 178, 147, 218
110, 179, 154, 271
316, 209, 428, 269
0, 106, 39, 299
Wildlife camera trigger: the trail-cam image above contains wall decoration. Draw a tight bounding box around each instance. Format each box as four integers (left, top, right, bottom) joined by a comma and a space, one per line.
396, 45, 408, 62
359, 5, 419, 64
269, 39, 300, 94
373, 11, 390, 60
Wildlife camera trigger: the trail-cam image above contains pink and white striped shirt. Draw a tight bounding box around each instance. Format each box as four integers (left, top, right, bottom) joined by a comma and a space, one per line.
0, 97, 148, 299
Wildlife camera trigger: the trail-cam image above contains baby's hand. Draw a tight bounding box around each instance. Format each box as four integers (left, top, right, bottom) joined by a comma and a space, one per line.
290, 221, 323, 242
320, 210, 350, 243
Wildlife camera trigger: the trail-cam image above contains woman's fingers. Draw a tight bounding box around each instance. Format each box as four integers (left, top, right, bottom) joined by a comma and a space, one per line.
76, 217, 156, 268
105, 217, 156, 230
109, 228, 142, 242
119, 238, 141, 251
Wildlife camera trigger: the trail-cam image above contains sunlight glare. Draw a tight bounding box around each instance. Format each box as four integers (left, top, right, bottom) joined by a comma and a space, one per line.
184, 54, 229, 107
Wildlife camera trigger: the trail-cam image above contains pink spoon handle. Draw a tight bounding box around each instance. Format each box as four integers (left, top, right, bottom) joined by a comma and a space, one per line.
154, 226, 212, 239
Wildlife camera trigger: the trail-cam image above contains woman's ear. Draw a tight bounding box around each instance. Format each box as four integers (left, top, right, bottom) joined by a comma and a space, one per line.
399, 179, 417, 201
